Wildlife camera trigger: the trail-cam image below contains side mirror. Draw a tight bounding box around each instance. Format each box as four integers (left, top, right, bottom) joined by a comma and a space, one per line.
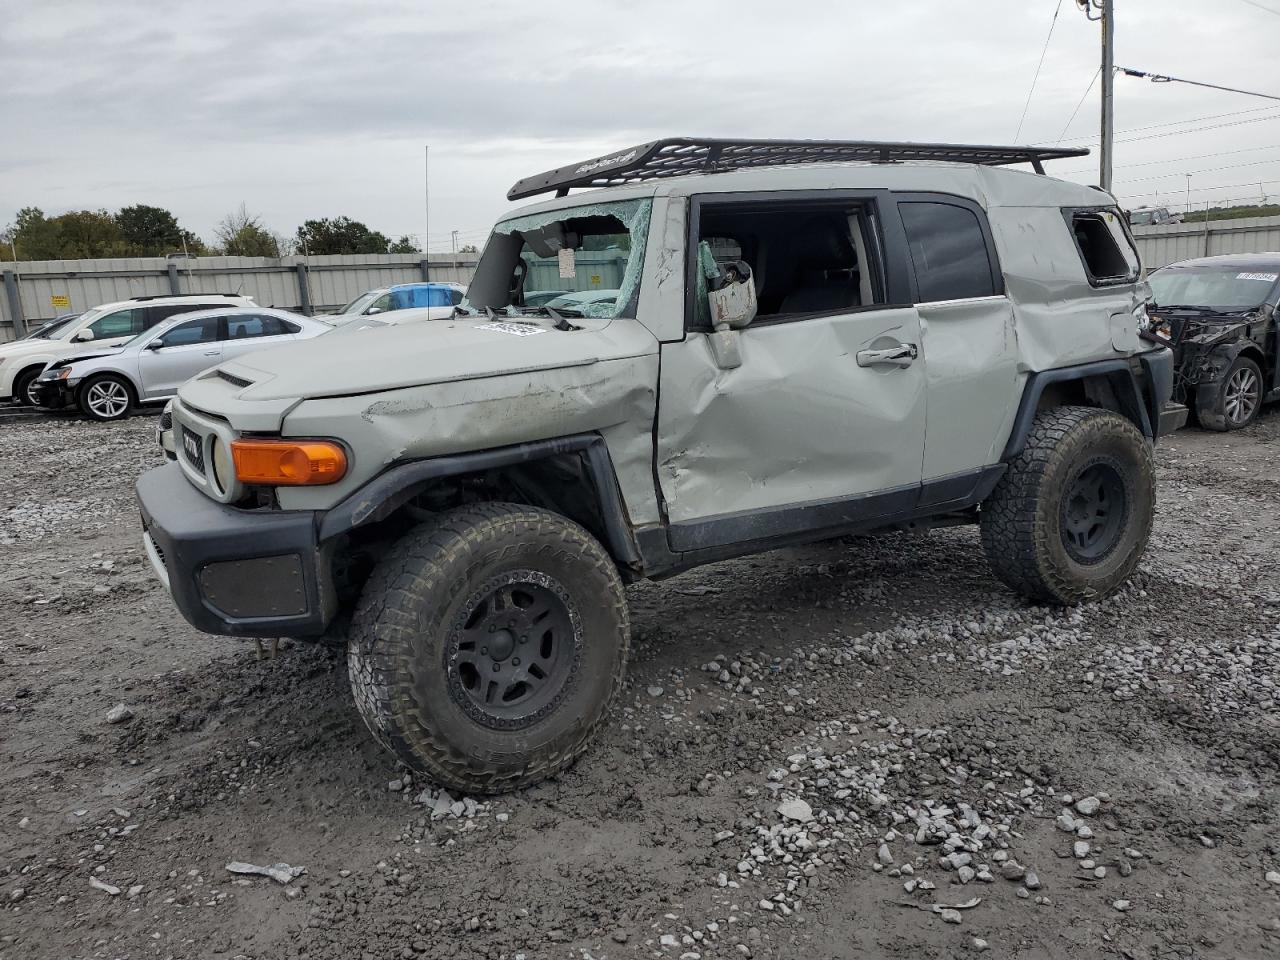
365, 307, 383, 315
146, 340, 164, 351
72, 328, 95, 343
705, 260, 757, 371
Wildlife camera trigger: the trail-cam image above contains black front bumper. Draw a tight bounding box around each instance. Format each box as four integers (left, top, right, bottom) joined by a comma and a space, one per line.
29, 378, 71, 409
136, 463, 335, 637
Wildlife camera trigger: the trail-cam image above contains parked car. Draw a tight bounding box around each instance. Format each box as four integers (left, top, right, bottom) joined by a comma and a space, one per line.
136, 137, 1177, 794
1146, 253, 1280, 430
1128, 206, 1183, 227
18, 313, 80, 341
0, 294, 254, 406
32, 307, 331, 421
328, 282, 466, 322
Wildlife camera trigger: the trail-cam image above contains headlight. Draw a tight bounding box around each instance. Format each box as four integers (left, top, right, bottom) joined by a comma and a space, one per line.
211, 436, 235, 494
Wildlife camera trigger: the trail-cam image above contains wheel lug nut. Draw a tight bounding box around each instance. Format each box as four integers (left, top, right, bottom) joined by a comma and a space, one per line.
512, 657, 520, 666
492, 663, 501, 672
520, 635, 527, 643
481, 647, 488, 655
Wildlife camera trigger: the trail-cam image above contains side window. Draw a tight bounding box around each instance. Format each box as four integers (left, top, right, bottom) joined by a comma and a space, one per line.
367, 293, 393, 313
1070, 209, 1140, 284
425, 287, 452, 307
898, 201, 998, 303
691, 200, 886, 325
158, 316, 220, 348
145, 302, 228, 327
87, 308, 145, 339
450, 288, 464, 306
226, 314, 294, 339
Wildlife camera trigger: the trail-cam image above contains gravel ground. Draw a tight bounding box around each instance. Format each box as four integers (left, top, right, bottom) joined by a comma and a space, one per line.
2, 411, 1279, 960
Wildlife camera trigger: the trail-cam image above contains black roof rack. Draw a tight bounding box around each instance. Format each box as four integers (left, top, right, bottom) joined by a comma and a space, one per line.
128, 293, 243, 302
508, 137, 1090, 201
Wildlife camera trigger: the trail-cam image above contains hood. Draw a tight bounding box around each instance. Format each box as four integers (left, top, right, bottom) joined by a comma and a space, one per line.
0, 336, 71, 361
182, 315, 659, 405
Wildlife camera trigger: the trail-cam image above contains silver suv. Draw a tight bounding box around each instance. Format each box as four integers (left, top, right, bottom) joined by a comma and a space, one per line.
135, 138, 1180, 794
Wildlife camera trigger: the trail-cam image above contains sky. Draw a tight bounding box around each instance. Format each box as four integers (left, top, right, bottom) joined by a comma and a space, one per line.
2, 0, 1279, 252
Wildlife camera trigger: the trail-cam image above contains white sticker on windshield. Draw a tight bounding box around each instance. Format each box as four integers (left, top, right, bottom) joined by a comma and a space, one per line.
482, 322, 546, 337
558, 247, 577, 279
1236, 272, 1278, 282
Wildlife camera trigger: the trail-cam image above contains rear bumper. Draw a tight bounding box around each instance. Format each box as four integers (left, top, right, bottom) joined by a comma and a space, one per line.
135, 463, 335, 637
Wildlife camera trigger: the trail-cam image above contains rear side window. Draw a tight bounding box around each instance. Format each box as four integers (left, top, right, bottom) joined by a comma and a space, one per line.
146, 302, 231, 327
226, 315, 298, 338
1069, 209, 1140, 284
898, 201, 998, 302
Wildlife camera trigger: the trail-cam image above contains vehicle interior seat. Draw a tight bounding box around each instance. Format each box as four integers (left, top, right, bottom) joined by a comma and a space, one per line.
231, 324, 249, 339
777, 223, 861, 315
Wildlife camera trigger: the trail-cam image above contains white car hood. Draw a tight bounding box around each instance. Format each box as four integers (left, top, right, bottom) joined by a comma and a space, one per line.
0, 337, 74, 361
189, 316, 658, 405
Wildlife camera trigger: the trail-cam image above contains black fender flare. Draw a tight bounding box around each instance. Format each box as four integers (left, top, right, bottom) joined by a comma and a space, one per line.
316, 433, 641, 566
1002, 355, 1168, 460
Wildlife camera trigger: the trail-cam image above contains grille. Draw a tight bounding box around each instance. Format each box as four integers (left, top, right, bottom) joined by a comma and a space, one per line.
145, 530, 166, 569
217, 369, 253, 388
159, 409, 173, 431
181, 425, 206, 472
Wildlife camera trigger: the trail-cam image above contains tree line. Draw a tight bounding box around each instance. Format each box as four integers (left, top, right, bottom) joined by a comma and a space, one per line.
0, 203, 439, 260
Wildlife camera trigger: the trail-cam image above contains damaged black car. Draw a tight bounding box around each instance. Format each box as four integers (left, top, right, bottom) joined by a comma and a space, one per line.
1147, 254, 1280, 431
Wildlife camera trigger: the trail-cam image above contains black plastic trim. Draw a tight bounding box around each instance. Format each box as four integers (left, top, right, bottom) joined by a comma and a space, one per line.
136, 463, 332, 637
1002, 356, 1164, 460
317, 434, 641, 567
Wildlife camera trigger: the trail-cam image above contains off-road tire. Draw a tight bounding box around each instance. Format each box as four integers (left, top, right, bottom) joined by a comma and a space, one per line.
1196, 355, 1263, 432
11, 366, 42, 407
980, 405, 1154, 605
347, 502, 629, 794
78, 374, 134, 422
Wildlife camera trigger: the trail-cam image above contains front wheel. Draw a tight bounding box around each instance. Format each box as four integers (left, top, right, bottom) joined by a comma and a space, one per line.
12, 367, 41, 407
78, 374, 134, 421
980, 406, 1154, 605
1197, 355, 1263, 431
347, 503, 629, 794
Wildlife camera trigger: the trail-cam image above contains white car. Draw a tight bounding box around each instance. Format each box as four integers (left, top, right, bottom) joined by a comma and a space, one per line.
1, 293, 254, 405
32, 307, 331, 421
328, 282, 466, 323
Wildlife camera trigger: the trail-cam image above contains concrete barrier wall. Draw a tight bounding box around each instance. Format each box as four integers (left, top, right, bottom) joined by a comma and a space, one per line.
0, 253, 479, 342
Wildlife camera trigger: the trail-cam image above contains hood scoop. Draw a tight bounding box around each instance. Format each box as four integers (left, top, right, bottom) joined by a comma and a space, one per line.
216, 369, 255, 389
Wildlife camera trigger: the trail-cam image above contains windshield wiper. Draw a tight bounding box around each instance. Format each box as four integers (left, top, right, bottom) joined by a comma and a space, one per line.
516, 304, 584, 329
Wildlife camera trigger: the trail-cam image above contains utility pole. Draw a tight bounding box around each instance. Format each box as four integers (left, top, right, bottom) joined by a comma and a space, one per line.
1077, 0, 1114, 192
430, 144, 435, 281
1099, 0, 1114, 192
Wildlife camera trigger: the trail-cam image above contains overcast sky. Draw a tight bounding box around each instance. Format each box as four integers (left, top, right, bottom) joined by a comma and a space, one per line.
2, 0, 1278, 252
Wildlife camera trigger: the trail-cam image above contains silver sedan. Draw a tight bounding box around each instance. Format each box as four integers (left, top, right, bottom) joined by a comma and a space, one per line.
32, 307, 334, 421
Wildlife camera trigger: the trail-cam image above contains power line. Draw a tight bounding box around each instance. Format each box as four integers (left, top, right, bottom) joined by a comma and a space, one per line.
1054, 110, 1280, 148
1055, 66, 1102, 143
1237, 0, 1280, 18
1061, 143, 1280, 175
1015, 0, 1064, 141
1053, 103, 1280, 143
1117, 177, 1280, 201
1119, 67, 1280, 103
1116, 157, 1280, 184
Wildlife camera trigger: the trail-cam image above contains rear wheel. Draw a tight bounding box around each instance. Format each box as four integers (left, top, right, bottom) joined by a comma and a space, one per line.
78, 374, 134, 422
347, 503, 629, 794
980, 406, 1154, 605
1197, 355, 1263, 431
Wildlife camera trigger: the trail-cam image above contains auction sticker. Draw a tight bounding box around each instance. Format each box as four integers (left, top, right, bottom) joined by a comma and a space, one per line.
1236, 272, 1278, 282
482, 322, 546, 337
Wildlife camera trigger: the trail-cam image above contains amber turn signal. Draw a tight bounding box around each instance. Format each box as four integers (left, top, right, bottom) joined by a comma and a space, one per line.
231, 439, 348, 486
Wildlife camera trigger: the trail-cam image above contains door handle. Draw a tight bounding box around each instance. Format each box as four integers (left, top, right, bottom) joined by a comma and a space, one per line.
856, 343, 918, 368
203, 350, 219, 356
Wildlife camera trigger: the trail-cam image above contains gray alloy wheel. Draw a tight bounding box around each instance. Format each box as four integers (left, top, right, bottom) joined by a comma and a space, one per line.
1223, 363, 1261, 427
80, 376, 133, 421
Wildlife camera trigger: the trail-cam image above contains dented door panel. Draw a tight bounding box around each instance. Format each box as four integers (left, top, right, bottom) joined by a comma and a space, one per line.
918, 296, 1020, 479
655, 308, 926, 527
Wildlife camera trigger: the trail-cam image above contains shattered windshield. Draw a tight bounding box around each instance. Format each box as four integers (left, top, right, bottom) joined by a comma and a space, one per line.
1149, 266, 1280, 312
462, 199, 651, 320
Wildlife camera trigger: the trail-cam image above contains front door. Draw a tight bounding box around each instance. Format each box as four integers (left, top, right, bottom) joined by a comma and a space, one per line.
655, 192, 927, 552
139, 315, 223, 399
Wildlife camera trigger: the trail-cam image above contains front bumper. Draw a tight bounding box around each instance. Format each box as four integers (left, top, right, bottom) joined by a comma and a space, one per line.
29, 378, 71, 409
136, 463, 336, 637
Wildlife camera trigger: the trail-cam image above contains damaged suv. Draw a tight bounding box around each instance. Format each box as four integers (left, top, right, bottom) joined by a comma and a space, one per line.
1147, 253, 1280, 430
136, 138, 1177, 793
